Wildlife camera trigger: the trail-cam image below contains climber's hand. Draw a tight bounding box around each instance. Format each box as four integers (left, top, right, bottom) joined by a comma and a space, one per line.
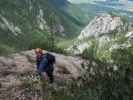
42, 72, 48, 81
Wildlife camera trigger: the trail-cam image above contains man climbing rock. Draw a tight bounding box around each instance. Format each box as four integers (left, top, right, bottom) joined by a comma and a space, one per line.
35, 48, 55, 83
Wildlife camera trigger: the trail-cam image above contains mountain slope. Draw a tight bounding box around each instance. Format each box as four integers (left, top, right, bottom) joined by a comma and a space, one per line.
0, 0, 85, 54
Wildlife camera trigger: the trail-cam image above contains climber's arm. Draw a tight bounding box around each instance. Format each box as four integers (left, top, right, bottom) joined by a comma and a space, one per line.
38, 57, 48, 73
38, 57, 48, 80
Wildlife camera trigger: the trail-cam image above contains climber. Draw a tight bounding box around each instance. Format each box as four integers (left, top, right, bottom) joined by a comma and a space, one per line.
35, 48, 55, 83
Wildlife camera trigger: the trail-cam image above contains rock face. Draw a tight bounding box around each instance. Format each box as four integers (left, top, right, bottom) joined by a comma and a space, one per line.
126, 31, 133, 40
67, 42, 90, 54
78, 14, 124, 39
0, 14, 22, 36
0, 50, 86, 100
67, 14, 132, 54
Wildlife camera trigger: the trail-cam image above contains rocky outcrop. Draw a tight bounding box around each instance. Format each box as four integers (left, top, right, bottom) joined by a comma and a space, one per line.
37, 9, 64, 33
67, 14, 132, 54
0, 50, 86, 100
67, 42, 90, 54
78, 14, 125, 39
37, 9, 49, 31
126, 31, 133, 40
0, 14, 22, 36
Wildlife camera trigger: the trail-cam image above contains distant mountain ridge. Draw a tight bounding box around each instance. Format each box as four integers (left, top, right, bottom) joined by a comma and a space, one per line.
68, 0, 133, 21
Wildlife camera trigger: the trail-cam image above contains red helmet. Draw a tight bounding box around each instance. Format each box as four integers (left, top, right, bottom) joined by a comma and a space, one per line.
34, 48, 43, 54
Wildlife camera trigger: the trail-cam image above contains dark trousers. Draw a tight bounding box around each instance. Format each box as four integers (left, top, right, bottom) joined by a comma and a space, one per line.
46, 70, 54, 83
46, 65, 54, 83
